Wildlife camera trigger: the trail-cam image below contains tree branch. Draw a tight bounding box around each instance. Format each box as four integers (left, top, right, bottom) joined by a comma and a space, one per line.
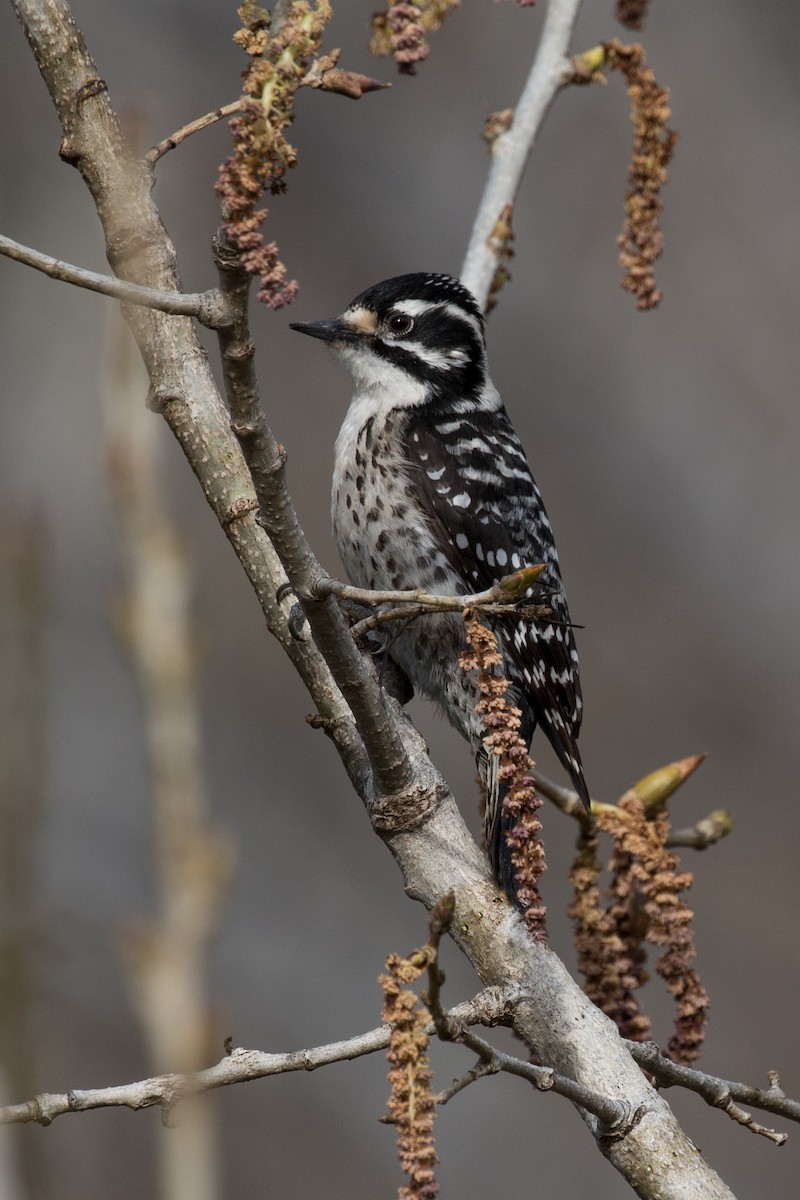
0, 233, 227, 325
425, 897, 633, 1133
145, 101, 244, 166
213, 232, 414, 800
0, 996, 496, 1128
5, 1001, 798, 1155
535, 771, 731, 849
665, 810, 732, 850
628, 1043, 797, 1145
0, 1030, 394, 1128
10, 0, 364, 791
142, 53, 390, 172
460, 0, 585, 309
535, 769, 593, 816
313, 567, 551, 615
316, 570, 554, 642
433, 1058, 498, 1106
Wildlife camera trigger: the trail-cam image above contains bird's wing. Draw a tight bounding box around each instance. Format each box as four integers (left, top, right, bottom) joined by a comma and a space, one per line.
402, 406, 587, 801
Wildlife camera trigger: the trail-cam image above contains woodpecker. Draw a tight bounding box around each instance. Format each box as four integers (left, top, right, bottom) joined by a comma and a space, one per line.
291, 273, 589, 900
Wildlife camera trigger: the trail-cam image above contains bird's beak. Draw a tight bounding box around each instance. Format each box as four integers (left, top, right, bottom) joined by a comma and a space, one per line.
289, 318, 362, 346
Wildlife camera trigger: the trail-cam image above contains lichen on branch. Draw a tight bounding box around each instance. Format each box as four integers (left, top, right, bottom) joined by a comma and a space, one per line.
215, 1, 331, 307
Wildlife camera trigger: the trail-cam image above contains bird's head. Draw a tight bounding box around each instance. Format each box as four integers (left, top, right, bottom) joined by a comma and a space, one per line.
290, 273, 488, 406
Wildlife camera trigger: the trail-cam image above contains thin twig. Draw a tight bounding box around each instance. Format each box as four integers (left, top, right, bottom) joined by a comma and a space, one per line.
460, 0, 585, 309
534, 770, 590, 818
627, 1042, 796, 1145
0, 1031, 393, 1127
0, 234, 227, 327
0, 997, 491, 1128
145, 101, 244, 165
665, 810, 732, 849
349, 603, 432, 643
535, 771, 640, 822
349, 600, 554, 643
315, 571, 550, 616
535, 771, 730, 850
433, 1059, 498, 1106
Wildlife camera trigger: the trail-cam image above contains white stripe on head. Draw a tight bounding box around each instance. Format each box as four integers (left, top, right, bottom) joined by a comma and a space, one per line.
442, 301, 484, 341
391, 299, 436, 318
389, 341, 467, 371
390, 298, 483, 343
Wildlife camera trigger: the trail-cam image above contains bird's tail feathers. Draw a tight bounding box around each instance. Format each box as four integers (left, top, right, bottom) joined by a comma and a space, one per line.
479, 720, 590, 909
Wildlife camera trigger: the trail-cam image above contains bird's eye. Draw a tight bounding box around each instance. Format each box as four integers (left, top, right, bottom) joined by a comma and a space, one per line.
386, 312, 415, 337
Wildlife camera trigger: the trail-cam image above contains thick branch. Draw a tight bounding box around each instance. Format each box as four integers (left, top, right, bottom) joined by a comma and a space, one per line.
213, 234, 413, 800
460, 0, 584, 308
10, 0, 363, 787
425, 898, 631, 1133
373, 707, 737, 1199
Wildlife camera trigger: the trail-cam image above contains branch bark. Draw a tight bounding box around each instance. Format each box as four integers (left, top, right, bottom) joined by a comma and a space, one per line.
628, 1043, 797, 1144
0, 997, 494, 1127
425, 897, 629, 1131
212, 232, 412, 799
10, 0, 361, 773
460, 0, 584, 309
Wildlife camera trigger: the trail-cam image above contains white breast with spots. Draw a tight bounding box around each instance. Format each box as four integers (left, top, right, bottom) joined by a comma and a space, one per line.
331, 403, 482, 744
332, 407, 461, 596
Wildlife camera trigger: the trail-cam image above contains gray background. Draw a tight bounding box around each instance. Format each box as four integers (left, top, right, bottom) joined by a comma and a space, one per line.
1, 1, 799, 1196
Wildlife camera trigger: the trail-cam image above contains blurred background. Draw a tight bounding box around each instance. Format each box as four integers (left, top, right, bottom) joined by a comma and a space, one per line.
1, 1, 799, 1196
